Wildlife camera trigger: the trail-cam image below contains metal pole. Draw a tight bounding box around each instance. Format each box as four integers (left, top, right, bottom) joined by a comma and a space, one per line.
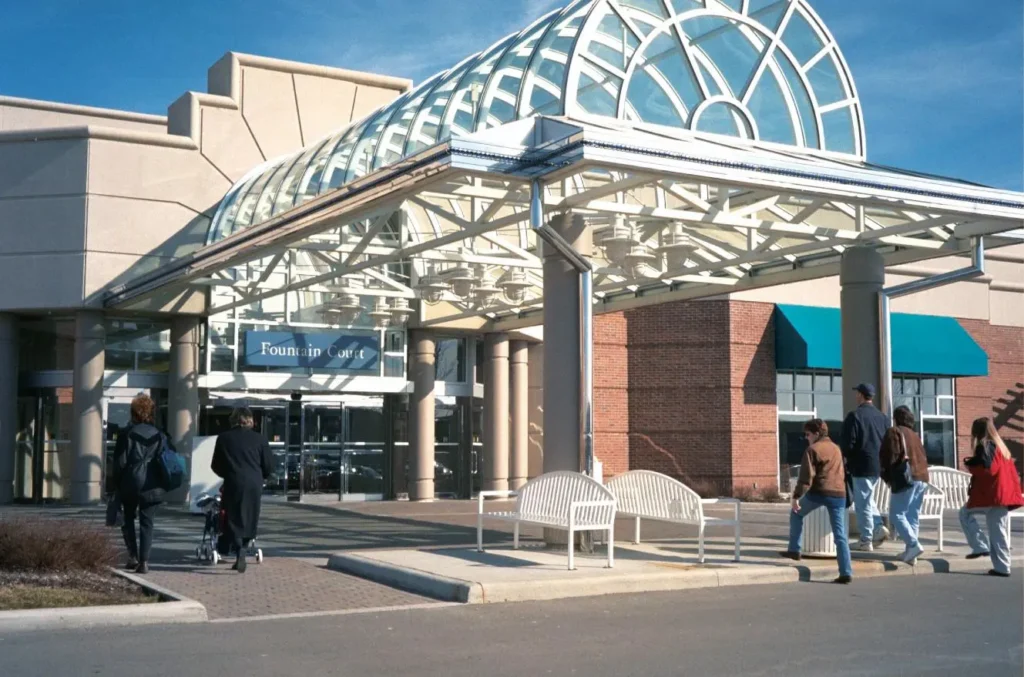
581, 268, 594, 478
878, 292, 893, 423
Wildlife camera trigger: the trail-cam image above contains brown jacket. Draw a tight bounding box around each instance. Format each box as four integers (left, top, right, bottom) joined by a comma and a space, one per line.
880, 425, 929, 484
793, 438, 846, 499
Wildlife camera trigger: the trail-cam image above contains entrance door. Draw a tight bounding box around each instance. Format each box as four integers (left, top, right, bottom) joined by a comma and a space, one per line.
343, 402, 385, 500
199, 400, 291, 497
301, 404, 344, 499
102, 397, 136, 498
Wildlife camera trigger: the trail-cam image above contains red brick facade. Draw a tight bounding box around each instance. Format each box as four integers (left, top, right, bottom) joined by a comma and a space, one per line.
594, 300, 1023, 493
955, 320, 1024, 471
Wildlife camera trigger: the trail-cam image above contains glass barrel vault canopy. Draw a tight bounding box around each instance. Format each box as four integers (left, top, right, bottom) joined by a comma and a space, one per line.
209, 0, 864, 242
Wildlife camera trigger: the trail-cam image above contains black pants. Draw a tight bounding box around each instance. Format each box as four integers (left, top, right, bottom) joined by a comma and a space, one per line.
121, 501, 157, 563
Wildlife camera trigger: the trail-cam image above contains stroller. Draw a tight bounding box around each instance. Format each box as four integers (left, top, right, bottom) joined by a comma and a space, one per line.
195, 488, 264, 566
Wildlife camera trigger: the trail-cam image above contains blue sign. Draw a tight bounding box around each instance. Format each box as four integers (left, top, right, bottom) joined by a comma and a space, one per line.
242, 331, 380, 372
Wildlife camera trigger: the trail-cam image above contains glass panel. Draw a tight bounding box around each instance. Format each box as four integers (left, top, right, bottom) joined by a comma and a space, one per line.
295, 132, 343, 206
806, 52, 846, 106
578, 69, 622, 116
775, 55, 817, 148
688, 15, 765, 98
672, 0, 705, 12
777, 392, 794, 411
902, 378, 919, 396
344, 449, 384, 496
794, 373, 812, 391
302, 450, 341, 495
210, 350, 234, 373
105, 350, 135, 371
922, 418, 955, 467
920, 398, 937, 416
208, 322, 235, 348
384, 356, 405, 378
249, 157, 296, 227
748, 69, 797, 145
626, 54, 687, 125
748, 0, 787, 33
273, 140, 329, 216
780, 9, 824, 65
695, 102, 748, 138
440, 36, 516, 140
831, 374, 843, 392
920, 378, 936, 396
776, 372, 793, 391
795, 393, 813, 412
815, 393, 842, 423
822, 105, 856, 154
813, 374, 831, 393
937, 378, 953, 396
232, 169, 276, 233
939, 398, 954, 416
348, 407, 385, 443
435, 338, 466, 383
305, 407, 343, 444
620, 0, 670, 18
374, 76, 445, 169
778, 418, 809, 491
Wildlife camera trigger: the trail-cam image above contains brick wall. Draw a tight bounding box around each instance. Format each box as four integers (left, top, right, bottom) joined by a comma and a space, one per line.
729, 302, 778, 490
594, 313, 630, 477
956, 320, 1024, 471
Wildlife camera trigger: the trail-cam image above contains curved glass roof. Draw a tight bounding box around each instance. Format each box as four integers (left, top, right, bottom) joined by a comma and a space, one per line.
209, 0, 864, 242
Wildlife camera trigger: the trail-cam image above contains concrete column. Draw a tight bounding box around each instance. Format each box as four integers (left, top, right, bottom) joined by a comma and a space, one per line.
483, 333, 510, 493
840, 247, 885, 413
409, 331, 435, 501
0, 315, 17, 504
168, 316, 200, 504
527, 343, 545, 479
509, 340, 529, 491
71, 311, 105, 504
542, 212, 592, 473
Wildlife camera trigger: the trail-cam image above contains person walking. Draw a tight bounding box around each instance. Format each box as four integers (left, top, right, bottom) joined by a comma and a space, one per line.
840, 383, 890, 551
211, 407, 273, 573
779, 419, 853, 584
959, 417, 1023, 578
111, 394, 166, 574
879, 405, 930, 564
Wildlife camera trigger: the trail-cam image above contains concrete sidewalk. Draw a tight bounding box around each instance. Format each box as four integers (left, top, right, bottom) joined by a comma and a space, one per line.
328, 536, 1020, 604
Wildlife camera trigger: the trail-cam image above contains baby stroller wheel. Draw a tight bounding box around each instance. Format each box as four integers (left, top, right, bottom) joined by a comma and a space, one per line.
256, 549, 264, 564
211, 549, 220, 566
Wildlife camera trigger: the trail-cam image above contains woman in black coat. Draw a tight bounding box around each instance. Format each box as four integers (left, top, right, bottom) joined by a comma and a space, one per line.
211, 408, 273, 573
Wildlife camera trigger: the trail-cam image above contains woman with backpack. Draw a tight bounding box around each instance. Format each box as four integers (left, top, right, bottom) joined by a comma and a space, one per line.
879, 405, 930, 564
111, 394, 167, 574
959, 417, 1023, 578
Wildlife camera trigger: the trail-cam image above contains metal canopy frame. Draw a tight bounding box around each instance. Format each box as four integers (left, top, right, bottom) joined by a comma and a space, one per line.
105, 115, 1024, 334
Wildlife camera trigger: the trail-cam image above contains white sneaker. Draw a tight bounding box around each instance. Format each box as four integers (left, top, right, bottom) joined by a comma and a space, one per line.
851, 541, 874, 552
873, 525, 890, 547
900, 545, 924, 564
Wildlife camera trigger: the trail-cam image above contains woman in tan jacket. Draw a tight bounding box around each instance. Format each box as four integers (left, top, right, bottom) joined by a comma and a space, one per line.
779, 419, 852, 584
879, 405, 930, 564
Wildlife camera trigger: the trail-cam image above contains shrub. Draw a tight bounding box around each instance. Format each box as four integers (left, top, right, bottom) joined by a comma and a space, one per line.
731, 484, 757, 502
0, 518, 118, 573
687, 477, 724, 499
757, 485, 785, 503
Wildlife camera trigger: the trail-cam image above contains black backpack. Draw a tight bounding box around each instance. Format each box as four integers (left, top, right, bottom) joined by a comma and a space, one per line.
119, 424, 167, 503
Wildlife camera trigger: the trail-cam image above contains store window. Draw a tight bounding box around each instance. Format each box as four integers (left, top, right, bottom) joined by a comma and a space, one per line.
776, 370, 957, 490
435, 337, 467, 383
105, 319, 171, 373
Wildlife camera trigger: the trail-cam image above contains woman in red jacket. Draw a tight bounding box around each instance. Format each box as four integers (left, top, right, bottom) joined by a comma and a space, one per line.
958, 417, 1023, 577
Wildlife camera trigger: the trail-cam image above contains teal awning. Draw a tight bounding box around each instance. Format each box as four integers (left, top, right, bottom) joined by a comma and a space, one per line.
774, 304, 988, 376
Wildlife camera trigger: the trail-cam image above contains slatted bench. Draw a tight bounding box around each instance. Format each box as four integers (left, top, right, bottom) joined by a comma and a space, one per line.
476, 471, 617, 570
930, 465, 1023, 551
605, 470, 741, 563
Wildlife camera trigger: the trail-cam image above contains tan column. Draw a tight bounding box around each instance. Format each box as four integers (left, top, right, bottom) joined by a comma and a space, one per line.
71, 311, 104, 504
483, 333, 510, 493
509, 340, 529, 491
168, 317, 200, 504
840, 247, 886, 414
0, 314, 17, 504
409, 331, 435, 501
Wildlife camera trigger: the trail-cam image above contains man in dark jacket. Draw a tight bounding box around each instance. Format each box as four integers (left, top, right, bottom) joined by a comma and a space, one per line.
112, 394, 166, 574
212, 408, 273, 573
840, 383, 891, 551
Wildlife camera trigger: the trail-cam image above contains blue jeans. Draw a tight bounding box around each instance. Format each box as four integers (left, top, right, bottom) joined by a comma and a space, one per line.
851, 476, 884, 543
889, 480, 926, 550
960, 507, 1012, 574
789, 494, 853, 578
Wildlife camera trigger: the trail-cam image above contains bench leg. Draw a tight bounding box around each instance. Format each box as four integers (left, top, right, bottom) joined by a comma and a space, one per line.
734, 520, 741, 563
477, 513, 483, 553
634, 516, 641, 544
608, 525, 615, 569
568, 529, 575, 571
698, 523, 706, 564
514, 521, 520, 550
938, 515, 944, 553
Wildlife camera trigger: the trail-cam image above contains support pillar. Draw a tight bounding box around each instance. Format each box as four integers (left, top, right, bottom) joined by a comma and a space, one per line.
168, 316, 200, 504
409, 331, 435, 501
542, 212, 592, 473
509, 340, 529, 491
483, 333, 509, 493
0, 315, 17, 504
840, 247, 885, 413
71, 311, 104, 504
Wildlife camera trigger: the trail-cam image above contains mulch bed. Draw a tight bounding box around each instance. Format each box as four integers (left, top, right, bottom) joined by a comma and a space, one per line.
0, 570, 155, 610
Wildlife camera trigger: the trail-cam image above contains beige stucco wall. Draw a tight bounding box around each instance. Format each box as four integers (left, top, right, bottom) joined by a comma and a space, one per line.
0, 52, 410, 314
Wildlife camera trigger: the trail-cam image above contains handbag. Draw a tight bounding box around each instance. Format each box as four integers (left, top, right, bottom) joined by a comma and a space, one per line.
105, 493, 122, 528
887, 429, 914, 494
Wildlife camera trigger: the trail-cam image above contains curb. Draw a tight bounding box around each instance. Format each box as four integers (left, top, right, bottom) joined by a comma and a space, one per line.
327, 550, 1018, 605
0, 569, 208, 634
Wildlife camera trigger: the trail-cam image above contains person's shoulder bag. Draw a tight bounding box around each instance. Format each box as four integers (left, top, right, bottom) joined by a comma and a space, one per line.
885, 427, 914, 493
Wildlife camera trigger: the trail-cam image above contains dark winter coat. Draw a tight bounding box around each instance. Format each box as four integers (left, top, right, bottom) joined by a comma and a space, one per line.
211, 427, 273, 543
113, 422, 166, 505
840, 403, 888, 478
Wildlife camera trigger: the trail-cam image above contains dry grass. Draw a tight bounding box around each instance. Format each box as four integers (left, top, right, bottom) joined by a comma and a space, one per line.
0, 518, 118, 573
731, 485, 757, 502
757, 485, 786, 503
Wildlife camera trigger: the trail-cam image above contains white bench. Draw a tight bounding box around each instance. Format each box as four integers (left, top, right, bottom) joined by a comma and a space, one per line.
605, 470, 741, 563
872, 480, 946, 550
476, 471, 616, 571
930, 465, 1023, 551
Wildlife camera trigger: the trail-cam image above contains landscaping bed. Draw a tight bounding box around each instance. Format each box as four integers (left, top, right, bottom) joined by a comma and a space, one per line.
0, 516, 156, 611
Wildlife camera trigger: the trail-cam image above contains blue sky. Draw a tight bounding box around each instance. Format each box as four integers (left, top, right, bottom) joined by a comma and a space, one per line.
0, 0, 1020, 189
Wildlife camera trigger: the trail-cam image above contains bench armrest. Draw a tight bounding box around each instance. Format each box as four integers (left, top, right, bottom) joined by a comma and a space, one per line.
478, 490, 518, 514
569, 499, 617, 527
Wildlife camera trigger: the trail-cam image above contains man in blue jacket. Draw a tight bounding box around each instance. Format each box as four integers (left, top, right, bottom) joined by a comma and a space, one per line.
840, 383, 891, 551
